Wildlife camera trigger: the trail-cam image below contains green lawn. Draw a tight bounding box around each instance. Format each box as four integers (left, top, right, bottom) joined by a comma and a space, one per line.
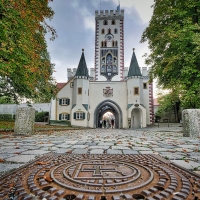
0, 121, 78, 131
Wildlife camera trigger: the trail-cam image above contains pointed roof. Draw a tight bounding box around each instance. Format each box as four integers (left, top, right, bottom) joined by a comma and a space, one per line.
75, 49, 89, 78
127, 48, 142, 77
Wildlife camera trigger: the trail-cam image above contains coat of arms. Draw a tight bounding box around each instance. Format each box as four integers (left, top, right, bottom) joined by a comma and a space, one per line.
103, 87, 113, 97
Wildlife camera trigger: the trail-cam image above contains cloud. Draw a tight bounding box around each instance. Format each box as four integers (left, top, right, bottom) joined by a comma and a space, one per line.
45, 0, 153, 82
110, 0, 154, 24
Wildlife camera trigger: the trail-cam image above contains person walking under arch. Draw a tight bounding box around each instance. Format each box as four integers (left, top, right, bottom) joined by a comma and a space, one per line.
103, 119, 106, 128
100, 119, 102, 128
111, 118, 114, 128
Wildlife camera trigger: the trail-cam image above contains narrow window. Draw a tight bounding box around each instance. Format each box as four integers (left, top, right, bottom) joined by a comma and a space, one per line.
107, 66, 112, 72
114, 28, 118, 34
101, 41, 104, 47
108, 28, 111, 34
101, 29, 105, 34
104, 41, 107, 47
112, 40, 115, 47
70, 82, 74, 88
101, 65, 105, 72
103, 20, 108, 25
111, 19, 115, 25
115, 41, 118, 47
143, 83, 147, 89
106, 54, 112, 64
113, 65, 117, 72
78, 87, 82, 95
134, 87, 139, 95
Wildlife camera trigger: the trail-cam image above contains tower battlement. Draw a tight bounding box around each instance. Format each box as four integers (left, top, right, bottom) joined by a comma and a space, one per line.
95, 10, 124, 18
67, 68, 94, 81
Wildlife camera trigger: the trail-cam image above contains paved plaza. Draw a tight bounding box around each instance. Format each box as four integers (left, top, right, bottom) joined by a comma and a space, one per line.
0, 123, 200, 177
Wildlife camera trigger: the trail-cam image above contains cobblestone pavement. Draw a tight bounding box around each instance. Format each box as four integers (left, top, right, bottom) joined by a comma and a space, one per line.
0, 124, 200, 176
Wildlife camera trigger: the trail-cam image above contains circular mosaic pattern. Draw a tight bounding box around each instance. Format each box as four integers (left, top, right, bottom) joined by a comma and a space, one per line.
51, 158, 153, 193
0, 154, 200, 200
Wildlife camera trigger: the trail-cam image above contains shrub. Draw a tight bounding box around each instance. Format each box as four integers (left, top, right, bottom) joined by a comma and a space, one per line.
35, 111, 49, 122
0, 114, 14, 121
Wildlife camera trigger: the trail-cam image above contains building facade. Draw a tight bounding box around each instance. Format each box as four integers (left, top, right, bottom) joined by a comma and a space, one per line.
50, 9, 154, 129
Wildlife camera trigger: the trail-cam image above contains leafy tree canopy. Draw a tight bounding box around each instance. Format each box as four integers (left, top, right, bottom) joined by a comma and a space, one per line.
0, 0, 57, 103
155, 88, 181, 122
0, 96, 15, 104
141, 0, 200, 108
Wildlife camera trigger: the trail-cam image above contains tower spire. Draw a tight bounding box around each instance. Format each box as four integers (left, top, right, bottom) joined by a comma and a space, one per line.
127, 48, 142, 77
75, 49, 89, 78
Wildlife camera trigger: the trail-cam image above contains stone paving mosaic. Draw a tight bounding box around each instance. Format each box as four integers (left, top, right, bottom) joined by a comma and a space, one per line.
0, 126, 200, 198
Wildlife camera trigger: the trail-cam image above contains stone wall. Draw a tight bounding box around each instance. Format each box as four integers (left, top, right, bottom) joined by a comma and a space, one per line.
14, 107, 35, 135
182, 109, 200, 137
0, 103, 50, 117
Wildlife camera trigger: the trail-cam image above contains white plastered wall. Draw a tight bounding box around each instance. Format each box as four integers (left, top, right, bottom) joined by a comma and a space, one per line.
71, 78, 89, 127
56, 81, 73, 121
88, 81, 128, 128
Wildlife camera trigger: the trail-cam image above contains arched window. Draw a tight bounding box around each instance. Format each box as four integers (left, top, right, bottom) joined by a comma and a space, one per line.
107, 65, 112, 72
111, 20, 115, 25
113, 65, 117, 72
115, 41, 118, 47
103, 20, 108, 25
101, 65, 106, 72
101, 41, 104, 47
101, 29, 105, 34
106, 54, 112, 64
108, 28, 111, 34
104, 41, 107, 47
114, 28, 118, 34
112, 40, 115, 47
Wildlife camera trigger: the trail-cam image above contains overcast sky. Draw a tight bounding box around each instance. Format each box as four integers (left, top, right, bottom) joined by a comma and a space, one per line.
46, 0, 154, 83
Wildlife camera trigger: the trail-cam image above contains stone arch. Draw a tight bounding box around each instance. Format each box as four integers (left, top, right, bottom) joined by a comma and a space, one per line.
94, 100, 123, 128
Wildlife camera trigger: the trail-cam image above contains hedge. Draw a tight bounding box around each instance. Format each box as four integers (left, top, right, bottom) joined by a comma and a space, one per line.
35, 111, 49, 122
0, 114, 14, 121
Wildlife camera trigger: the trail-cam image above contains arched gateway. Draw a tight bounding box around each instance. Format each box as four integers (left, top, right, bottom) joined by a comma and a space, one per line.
94, 100, 123, 128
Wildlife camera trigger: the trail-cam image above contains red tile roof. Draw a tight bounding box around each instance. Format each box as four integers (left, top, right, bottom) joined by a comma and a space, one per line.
57, 82, 67, 90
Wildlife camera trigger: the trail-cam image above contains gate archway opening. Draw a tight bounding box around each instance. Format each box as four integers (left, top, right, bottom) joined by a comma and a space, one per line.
94, 100, 122, 129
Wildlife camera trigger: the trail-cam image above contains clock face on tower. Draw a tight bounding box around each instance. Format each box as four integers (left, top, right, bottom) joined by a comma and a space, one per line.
105, 34, 114, 41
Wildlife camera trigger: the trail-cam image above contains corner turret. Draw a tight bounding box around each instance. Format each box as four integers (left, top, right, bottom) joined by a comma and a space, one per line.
127, 48, 142, 78
75, 49, 89, 79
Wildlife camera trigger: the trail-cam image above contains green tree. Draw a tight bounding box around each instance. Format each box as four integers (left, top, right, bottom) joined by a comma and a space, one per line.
0, 0, 57, 103
0, 96, 15, 104
141, 0, 200, 108
156, 89, 181, 122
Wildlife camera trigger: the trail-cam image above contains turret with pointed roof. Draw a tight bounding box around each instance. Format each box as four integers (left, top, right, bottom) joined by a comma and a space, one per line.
127, 48, 142, 77
75, 49, 89, 78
